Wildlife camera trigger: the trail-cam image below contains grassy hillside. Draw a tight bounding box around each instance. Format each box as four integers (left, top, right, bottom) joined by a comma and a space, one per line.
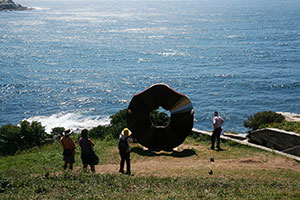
1, 134, 300, 199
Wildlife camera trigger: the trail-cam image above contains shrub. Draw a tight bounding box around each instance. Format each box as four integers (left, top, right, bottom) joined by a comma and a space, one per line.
50, 127, 65, 139
109, 108, 128, 137
88, 125, 107, 139
88, 108, 171, 140
244, 111, 285, 131
150, 109, 170, 126
89, 109, 128, 139
0, 121, 51, 155
0, 124, 22, 155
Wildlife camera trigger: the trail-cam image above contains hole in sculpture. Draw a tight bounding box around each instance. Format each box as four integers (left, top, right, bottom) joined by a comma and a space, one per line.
150, 106, 171, 127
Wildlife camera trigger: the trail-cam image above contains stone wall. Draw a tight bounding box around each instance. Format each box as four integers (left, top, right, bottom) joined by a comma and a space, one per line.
248, 128, 300, 156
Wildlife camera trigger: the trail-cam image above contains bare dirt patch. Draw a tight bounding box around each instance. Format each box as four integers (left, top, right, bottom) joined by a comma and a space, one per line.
94, 144, 300, 177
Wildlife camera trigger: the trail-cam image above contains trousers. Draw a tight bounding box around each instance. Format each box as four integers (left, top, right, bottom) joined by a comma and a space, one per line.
119, 151, 130, 173
211, 127, 222, 149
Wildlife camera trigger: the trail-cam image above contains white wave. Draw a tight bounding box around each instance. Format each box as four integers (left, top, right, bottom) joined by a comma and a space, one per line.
31, 7, 50, 10
158, 49, 186, 57
25, 112, 111, 134
226, 35, 239, 39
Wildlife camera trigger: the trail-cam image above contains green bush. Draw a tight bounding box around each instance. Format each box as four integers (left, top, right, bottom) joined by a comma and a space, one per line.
244, 111, 285, 131
0, 124, 22, 155
150, 109, 170, 126
0, 121, 52, 155
50, 127, 65, 139
88, 108, 171, 140
109, 108, 128, 138
88, 125, 107, 139
89, 109, 128, 139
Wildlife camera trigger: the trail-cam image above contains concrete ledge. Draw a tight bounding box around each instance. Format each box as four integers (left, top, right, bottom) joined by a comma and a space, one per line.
248, 128, 300, 157
192, 128, 300, 162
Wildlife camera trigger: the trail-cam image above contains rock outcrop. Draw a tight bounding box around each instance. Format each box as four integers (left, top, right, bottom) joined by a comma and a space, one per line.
0, 0, 31, 11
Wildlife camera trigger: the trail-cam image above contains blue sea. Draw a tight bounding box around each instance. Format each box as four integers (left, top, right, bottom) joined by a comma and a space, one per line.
1, 0, 300, 133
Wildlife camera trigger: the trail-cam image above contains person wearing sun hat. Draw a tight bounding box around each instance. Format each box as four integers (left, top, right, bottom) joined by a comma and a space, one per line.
118, 128, 133, 175
60, 129, 76, 170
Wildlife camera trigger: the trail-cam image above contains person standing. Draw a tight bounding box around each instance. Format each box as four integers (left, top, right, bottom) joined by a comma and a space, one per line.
60, 129, 76, 170
79, 129, 96, 172
118, 128, 133, 175
211, 111, 224, 151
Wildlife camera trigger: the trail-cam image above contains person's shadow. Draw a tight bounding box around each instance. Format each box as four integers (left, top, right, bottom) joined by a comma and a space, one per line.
131, 146, 197, 158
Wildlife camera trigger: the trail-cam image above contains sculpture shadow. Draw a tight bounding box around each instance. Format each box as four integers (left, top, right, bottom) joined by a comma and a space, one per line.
131, 146, 197, 158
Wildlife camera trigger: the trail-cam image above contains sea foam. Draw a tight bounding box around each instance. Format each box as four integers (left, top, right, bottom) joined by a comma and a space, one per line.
25, 112, 110, 134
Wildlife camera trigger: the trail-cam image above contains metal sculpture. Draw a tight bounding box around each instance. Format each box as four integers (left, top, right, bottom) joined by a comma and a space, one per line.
127, 83, 194, 150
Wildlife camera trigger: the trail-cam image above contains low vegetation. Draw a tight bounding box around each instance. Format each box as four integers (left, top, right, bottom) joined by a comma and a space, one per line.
0, 110, 300, 199
260, 121, 300, 134
0, 133, 300, 199
244, 111, 285, 131
0, 121, 52, 155
244, 111, 300, 134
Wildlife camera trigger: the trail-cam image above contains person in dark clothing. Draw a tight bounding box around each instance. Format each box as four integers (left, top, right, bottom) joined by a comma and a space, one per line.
211, 111, 224, 151
79, 129, 96, 172
118, 128, 133, 175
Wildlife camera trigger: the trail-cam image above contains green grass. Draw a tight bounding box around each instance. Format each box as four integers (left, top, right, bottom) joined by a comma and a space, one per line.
1, 170, 299, 199
260, 121, 300, 134
1, 135, 300, 199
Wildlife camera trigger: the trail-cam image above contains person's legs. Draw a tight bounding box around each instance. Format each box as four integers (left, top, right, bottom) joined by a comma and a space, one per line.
63, 161, 68, 170
69, 163, 73, 170
211, 130, 217, 149
83, 164, 88, 171
90, 165, 95, 172
68, 156, 75, 170
125, 152, 131, 174
216, 128, 222, 150
119, 152, 125, 173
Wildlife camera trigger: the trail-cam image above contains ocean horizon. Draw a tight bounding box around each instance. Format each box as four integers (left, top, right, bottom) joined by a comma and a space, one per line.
1, 0, 300, 134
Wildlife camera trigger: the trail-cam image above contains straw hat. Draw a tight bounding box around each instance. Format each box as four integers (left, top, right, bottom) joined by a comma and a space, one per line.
121, 128, 132, 136
63, 129, 71, 136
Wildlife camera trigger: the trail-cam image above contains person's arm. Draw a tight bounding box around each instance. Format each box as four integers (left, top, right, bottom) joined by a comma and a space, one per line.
127, 137, 133, 144
88, 138, 95, 146
213, 118, 217, 129
60, 137, 64, 149
71, 139, 76, 155
221, 117, 224, 125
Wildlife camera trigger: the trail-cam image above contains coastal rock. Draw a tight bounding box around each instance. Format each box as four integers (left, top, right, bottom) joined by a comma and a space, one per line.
0, 0, 31, 11
277, 112, 300, 122
248, 128, 300, 157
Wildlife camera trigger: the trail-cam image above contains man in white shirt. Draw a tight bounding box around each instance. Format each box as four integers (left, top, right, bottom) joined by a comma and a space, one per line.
211, 111, 224, 151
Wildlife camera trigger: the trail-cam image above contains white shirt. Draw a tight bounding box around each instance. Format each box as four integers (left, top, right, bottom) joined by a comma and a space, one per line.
213, 116, 224, 128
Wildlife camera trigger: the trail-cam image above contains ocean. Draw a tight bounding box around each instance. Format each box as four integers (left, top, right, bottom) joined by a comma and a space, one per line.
1, 0, 300, 133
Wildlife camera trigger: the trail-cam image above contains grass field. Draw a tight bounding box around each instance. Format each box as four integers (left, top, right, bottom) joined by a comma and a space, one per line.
1, 134, 300, 199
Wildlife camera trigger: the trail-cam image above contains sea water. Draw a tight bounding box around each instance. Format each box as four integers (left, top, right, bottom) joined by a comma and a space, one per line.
1, 0, 300, 133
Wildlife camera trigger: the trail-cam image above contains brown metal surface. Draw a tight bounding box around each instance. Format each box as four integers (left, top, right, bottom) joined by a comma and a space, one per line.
127, 84, 194, 150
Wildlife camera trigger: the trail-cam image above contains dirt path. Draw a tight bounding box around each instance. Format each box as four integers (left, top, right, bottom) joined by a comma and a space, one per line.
93, 144, 300, 177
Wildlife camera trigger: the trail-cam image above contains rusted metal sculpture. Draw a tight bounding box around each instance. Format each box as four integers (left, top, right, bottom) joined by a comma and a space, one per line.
127, 84, 194, 150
